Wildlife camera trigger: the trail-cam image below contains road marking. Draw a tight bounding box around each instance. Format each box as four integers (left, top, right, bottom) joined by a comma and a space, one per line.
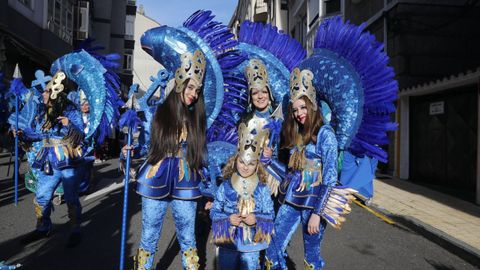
354, 199, 395, 225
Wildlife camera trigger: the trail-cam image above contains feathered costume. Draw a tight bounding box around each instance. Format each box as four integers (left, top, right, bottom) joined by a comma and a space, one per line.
131, 10, 245, 270
265, 17, 398, 270
205, 21, 306, 195
9, 47, 122, 241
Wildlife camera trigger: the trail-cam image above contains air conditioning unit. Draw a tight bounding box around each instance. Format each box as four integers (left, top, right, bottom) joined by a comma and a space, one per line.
75, 1, 89, 40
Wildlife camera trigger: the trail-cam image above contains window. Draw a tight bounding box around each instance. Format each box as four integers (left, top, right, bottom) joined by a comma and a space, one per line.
125, 15, 135, 41
324, 0, 341, 15
123, 53, 133, 71
47, 0, 74, 44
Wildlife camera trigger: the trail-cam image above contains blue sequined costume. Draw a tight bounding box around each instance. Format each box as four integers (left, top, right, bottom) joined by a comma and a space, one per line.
131, 10, 245, 270
20, 104, 85, 233
211, 174, 274, 270
266, 125, 337, 269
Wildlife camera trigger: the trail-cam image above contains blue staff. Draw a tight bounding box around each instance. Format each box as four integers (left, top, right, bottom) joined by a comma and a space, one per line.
118, 94, 140, 270
11, 64, 23, 206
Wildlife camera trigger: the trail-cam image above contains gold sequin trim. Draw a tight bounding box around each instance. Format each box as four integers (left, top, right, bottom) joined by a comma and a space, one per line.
183, 247, 200, 270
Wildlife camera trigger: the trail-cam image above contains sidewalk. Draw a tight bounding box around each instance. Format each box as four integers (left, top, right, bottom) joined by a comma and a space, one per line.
371, 176, 480, 264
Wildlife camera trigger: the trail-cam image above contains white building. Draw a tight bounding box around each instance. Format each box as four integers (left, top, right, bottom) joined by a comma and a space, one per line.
132, 5, 162, 92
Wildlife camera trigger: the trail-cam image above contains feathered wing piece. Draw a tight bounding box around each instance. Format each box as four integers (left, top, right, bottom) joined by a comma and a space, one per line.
300, 16, 398, 163
295, 17, 398, 227
51, 48, 123, 144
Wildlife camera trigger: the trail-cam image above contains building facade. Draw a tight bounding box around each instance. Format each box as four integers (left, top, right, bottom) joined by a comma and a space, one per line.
0, 0, 136, 95
231, 0, 480, 204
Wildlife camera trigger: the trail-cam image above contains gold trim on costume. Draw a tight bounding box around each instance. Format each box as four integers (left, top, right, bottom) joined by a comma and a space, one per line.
133, 248, 151, 270
183, 247, 200, 270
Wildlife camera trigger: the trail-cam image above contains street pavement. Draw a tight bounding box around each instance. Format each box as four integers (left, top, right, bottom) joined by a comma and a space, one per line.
0, 154, 479, 269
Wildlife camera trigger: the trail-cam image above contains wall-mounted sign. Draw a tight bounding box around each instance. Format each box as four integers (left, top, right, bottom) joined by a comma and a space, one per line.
429, 101, 444, 115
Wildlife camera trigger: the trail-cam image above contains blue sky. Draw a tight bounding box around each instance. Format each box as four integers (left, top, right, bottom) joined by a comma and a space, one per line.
137, 0, 238, 27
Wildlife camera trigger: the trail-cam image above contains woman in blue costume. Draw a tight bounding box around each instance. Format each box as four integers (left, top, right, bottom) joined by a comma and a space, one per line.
241, 59, 284, 193
211, 118, 274, 270
14, 71, 85, 247
131, 49, 208, 270
264, 68, 343, 269
265, 15, 398, 269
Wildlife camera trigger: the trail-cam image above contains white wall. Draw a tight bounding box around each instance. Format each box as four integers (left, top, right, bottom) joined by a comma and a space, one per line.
132, 12, 163, 91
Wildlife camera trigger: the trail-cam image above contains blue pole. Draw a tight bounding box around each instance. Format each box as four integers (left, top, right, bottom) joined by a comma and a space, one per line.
14, 94, 19, 206
119, 126, 133, 270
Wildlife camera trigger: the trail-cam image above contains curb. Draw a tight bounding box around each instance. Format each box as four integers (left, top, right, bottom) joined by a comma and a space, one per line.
368, 202, 480, 267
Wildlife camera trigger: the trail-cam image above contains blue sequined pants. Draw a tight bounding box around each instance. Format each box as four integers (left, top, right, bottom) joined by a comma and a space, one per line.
35, 167, 82, 232
139, 197, 197, 269
218, 247, 259, 270
265, 203, 326, 269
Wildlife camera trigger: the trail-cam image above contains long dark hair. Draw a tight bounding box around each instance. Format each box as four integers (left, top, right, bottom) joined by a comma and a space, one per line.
147, 79, 206, 169
42, 78, 83, 146
281, 96, 323, 149
42, 76, 77, 131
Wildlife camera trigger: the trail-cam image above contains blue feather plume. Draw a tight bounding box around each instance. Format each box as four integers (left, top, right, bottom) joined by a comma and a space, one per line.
310, 16, 398, 162
182, 10, 248, 144
119, 109, 141, 133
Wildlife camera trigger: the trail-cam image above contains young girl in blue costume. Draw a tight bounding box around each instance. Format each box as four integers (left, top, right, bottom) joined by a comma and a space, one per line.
130, 49, 207, 270
211, 118, 274, 270
265, 68, 339, 269
15, 71, 85, 247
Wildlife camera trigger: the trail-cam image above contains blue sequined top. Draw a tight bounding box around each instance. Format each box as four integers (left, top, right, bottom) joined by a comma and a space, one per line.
20, 105, 85, 171
210, 174, 275, 252
279, 124, 338, 214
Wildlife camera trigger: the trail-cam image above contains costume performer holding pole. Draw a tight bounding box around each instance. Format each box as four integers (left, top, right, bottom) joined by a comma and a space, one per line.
128, 10, 245, 270
12, 48, 122, 247
265, 17, 398, 270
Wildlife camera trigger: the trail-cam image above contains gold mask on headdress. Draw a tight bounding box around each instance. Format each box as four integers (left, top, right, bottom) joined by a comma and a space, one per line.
289, 68, 317, 111
237, 117, 269, 164
174, 49, 206, 93
45, 71, 66, 100
245, 59, 269, 91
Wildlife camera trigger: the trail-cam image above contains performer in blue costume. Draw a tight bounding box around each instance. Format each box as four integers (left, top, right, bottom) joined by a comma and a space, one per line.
132, 49, 208, 270
206, 21, 306, 195
14, 71, 85, 246
211, 118, 274, 270
265, 68, 350, 269
129, 10, 246, 269
12, 47, 122, 247
265, 16, 398, 269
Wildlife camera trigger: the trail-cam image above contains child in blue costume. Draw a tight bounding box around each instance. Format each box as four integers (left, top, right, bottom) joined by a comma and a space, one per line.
211, 117, 274, 270
130, 49, 208, 270
265, 69, 339, 269
16, 71, 85, 247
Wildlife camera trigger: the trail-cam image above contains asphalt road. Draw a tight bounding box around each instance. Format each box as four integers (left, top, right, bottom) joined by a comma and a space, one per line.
0, 154, 478, 269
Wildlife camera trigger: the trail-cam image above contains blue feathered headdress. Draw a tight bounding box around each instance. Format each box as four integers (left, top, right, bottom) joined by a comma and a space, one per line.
140, 10, 244, 129
207, 21, 306, 145
51, 47, 123, 144
298, 16, 398, 162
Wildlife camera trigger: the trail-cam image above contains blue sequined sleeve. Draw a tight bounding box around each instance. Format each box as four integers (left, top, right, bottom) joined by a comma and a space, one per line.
255, 185, 274, 220
210, 183, 229, 221
316, 124, 338, 187
20, 127, 45, 142
210, 183, 233, 241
